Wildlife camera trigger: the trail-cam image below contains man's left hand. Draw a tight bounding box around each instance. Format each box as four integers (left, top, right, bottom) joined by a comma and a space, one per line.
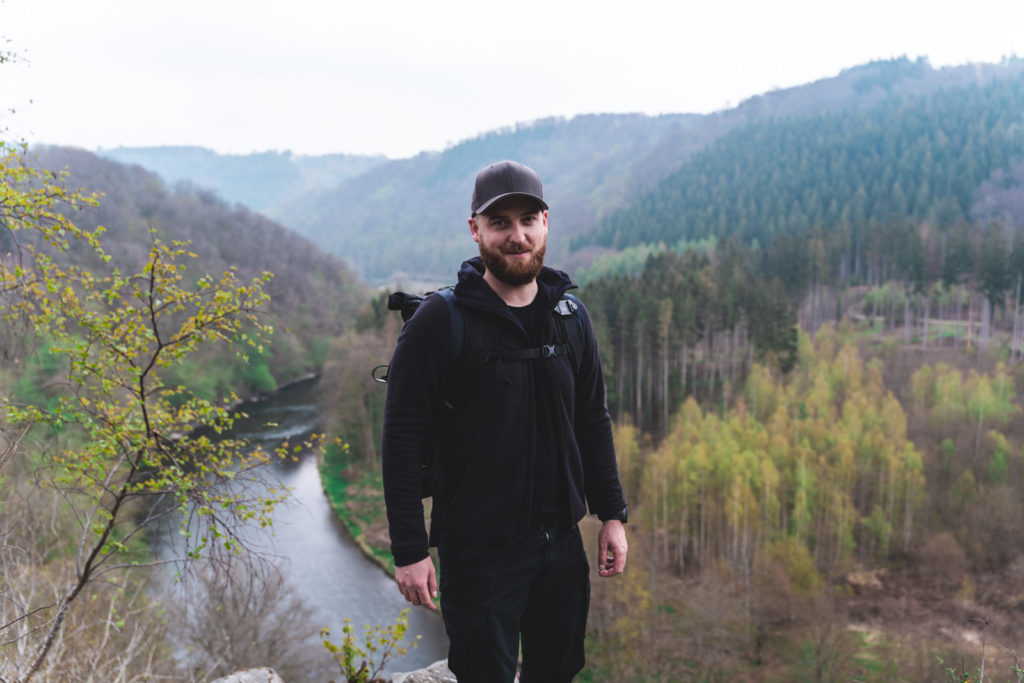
597, 519, 627, 577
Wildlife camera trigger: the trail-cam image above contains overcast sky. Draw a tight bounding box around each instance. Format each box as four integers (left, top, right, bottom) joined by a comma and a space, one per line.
2, 0, 1022, 159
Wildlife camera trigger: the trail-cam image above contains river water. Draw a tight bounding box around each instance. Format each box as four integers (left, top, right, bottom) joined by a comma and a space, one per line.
156, 377, 449, 675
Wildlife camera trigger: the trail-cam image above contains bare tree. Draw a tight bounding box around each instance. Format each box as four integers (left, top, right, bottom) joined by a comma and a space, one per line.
168, 564, 331, 681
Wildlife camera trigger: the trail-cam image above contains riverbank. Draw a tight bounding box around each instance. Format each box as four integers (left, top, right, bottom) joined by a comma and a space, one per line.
235, 371, 320, 408
317, 444, 397, 574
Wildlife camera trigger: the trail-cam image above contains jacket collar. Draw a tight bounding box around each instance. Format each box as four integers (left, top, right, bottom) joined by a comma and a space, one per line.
454, 257, 576, 314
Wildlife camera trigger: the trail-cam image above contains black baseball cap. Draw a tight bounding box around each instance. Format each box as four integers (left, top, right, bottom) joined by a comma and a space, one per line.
470, 160, 548, 216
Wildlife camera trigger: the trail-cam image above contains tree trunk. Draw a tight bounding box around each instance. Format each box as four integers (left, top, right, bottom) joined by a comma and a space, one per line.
922, 293, 929, 350
904, 292, 911, 346
1014, 277, 1022, 361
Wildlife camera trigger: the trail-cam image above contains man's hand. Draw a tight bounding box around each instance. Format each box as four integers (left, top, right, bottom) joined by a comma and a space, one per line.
395, 556, 438, 611
597, 519, 627, 577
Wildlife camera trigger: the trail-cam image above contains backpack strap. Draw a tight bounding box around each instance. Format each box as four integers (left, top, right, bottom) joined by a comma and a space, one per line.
377, 288, 586, 382
483, 293, 586, 373
377, 287, 464, 384
435, 288, 464, 361
554, 292, 586, 375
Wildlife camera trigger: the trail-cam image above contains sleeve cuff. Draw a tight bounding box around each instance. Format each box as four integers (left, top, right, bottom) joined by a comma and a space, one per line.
393, 549, 430, 567
598, 504, 628, 524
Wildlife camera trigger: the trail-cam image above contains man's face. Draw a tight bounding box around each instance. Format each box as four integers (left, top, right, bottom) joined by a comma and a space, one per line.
470, 196, 548, 286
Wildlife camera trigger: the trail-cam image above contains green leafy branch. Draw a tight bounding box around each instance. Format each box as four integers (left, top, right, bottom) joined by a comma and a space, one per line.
0, 141, 295, 681
320, 609, 420, 683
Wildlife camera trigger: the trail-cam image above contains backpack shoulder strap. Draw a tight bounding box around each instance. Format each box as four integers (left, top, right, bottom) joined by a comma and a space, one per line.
433, 289, 586, 375
554, 292, 586, 375
435, 287, 463, 360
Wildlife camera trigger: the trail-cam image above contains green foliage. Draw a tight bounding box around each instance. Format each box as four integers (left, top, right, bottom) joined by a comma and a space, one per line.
764, 537, 822, 595
911, 362, 1020, 433
985, 432, 1011, 486
574, 239, 716, 284
10, 334, 66, 409
633, 335, 923, 578
860, 506, 893, 560
0, 141, 302, 677
320, 609, 419, 683
932, 655, 1024, 683
318, 442, 395, 571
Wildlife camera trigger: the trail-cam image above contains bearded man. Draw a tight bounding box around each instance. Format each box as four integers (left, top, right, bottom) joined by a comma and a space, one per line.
381, 160, 628, 682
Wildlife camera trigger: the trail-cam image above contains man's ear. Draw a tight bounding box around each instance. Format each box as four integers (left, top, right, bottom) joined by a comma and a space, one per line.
468, 216, 481, 243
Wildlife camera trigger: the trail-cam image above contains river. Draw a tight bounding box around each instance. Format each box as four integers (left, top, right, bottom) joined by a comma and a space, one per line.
156, 377, 449, 676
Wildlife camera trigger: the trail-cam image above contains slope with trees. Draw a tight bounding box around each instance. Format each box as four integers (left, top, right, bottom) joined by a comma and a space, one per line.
27, 146, 369, 398
262, 57, 1024, 285
580, 64, 1024, 256
585, 330, 1024, 680
273, 113, 703, 284
580, 243, 798, 440
0, 141, 317, 680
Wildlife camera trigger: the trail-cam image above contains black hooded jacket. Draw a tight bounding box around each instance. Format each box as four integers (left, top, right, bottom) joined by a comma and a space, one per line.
381, 257, 626, 566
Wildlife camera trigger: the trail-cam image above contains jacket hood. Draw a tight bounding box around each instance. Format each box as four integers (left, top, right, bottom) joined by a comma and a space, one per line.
454, 256, 576, 312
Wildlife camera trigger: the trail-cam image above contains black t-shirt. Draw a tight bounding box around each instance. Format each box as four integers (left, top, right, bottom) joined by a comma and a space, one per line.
510, 298, 570, 528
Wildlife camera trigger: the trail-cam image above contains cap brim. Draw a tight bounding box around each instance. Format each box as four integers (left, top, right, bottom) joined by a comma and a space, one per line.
473, 192, 549, 216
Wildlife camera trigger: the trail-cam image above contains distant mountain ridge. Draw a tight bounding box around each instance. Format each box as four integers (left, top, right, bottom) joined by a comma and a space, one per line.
101, 57, 1024, 285
271, 112, 706, 285
100, 146, 387, 214
275, 57, 1024, 284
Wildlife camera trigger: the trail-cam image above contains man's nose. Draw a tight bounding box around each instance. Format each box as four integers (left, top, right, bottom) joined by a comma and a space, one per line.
509, 221, 531, 243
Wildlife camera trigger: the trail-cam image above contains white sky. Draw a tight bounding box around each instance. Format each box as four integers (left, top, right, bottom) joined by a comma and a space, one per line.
2, 0, 1022, 159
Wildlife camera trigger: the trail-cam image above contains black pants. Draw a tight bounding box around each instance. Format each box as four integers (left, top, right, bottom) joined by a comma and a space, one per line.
438, 524, 590, 683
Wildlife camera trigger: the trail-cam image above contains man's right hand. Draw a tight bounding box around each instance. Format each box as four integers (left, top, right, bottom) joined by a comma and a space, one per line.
394, 556, 438, 611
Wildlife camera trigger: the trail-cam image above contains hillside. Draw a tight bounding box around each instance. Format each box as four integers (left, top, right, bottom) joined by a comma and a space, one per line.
25, 146, 369, 393
580, 59, 1024, 253
100, 146, 387, 214
102, 59, 1024, 287
273, 57, 1024, 285
271, 113, 702, 284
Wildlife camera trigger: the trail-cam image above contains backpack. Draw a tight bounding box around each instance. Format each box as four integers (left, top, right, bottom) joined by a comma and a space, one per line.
373, 287, 588, 498
372, 287, 587, 384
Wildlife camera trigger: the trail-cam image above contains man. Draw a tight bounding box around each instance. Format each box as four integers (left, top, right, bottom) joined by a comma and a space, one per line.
381, 160, 627, 682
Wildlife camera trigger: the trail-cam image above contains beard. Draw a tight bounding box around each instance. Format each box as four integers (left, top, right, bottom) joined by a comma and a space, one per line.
478, 238, 547, 286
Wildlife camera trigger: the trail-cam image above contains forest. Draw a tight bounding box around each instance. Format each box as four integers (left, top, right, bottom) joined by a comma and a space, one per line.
578, 67, 1024, 260
17, 146, 369, 399
314, 60, 1024, 681
322, 248, 1024, 679
10, 51, 1024, 680
264, 57, 1024, 285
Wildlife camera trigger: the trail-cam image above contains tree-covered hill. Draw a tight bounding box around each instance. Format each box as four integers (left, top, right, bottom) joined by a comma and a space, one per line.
25, 146, 369, 394
271, 57, 1024, 285
97, 58, 1024, 291
271, 113, 701, 285
578, 59, 1024, 254
100, 145, 387, 214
